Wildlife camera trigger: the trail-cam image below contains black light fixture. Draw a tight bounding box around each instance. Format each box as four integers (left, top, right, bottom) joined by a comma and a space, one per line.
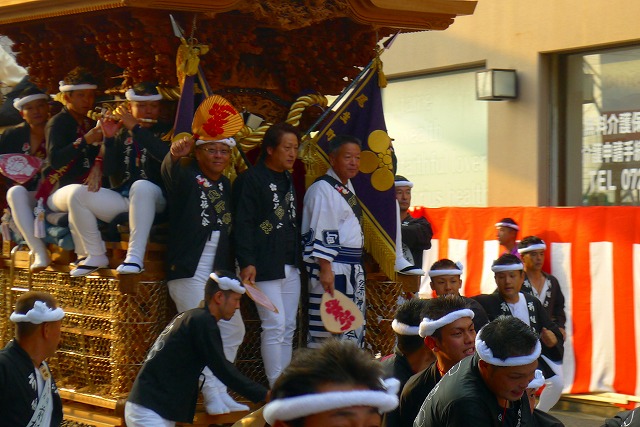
475, 69, 518, 100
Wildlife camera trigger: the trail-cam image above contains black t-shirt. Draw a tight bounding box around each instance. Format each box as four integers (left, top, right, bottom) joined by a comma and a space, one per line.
398, 361, 441, 427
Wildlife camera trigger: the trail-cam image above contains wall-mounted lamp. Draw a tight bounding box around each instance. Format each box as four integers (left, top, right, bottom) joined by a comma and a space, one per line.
476, 69, 518, 101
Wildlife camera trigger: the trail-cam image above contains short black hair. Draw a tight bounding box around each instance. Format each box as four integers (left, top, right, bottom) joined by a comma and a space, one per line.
420, 295, 470, 339
271, 340, 384, 401
328, 134, 361, 155
18, 86, 47, 98
492, 253, 522, 268
479, 315, 539, 360
518, 235, 544, 250
204, 270, 242, 304
131, 81, 159, 96
394, 298, 429, 355
260, 122, 300, 159
496, 217, 518, 228
62, 67, 97, 87
430, 258, 458, 271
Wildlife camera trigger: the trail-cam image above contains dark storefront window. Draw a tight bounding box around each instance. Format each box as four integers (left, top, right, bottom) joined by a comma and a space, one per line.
565, 46, 640, 206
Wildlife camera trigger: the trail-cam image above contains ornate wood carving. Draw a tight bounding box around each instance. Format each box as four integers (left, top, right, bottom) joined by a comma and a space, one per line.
0, 0, 476, 122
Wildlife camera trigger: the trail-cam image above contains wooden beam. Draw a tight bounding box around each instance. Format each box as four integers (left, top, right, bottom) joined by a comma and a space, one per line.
346, 0, 477, 30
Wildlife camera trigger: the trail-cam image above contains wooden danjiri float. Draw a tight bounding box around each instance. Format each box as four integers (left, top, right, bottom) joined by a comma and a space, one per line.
0, 1, 476, 425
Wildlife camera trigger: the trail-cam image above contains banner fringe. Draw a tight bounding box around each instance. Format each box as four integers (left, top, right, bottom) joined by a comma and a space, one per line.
363, 214, 395, 280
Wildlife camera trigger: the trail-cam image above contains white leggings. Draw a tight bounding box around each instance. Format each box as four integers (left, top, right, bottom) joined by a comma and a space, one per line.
67, 180, 166, 261
6, 184, 86, 258
47, 184, 85, 257
6, 186, 48, 258
167, 234, 245, 389
255, 265, 301, 386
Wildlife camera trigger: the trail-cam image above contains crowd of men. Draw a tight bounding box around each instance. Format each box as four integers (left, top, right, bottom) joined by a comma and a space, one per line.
0, 69, 627, 427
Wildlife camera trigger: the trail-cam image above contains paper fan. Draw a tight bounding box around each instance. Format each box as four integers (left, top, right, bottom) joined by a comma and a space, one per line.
244, 283, 278, 313
320, 290, 364, 334
0, 154, 44, 185
192, 95, 243, 140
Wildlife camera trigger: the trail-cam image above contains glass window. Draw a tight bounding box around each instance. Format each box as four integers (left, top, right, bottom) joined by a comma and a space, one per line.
565, 46, 640, 206
383, 68, 488, 207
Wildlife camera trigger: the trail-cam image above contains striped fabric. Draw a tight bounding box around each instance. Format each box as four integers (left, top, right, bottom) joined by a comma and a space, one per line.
411, 206, 640, 396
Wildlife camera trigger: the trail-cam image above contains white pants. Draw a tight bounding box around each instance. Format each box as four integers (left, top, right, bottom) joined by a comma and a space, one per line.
124, 401, 175, 427
255, 264, 301, 386
47, 184, 85, 257
68, 180, 166, 261
6, 186, 48, 258
167, 233, 245, 390
537, 372, 564, 412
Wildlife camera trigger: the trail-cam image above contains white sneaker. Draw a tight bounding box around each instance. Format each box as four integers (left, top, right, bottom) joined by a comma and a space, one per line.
395, 257, 425, 275
202, 386, 230, 415
29, 251, 51, 273
116, 262, 144, 275
220, 392, 249, 412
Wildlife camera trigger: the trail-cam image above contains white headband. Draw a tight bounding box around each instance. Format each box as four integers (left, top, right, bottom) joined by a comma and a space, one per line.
58, 81, 98, 92
495, 221, 519, 231
394, 180, 413, 188
263, 378, 400, 424
428, 261, 463, 278
475, 330, 541, 367
125, 89, 162, 102
491, 263, 524, 273
528, 369, 545, 390
209, 272, 245, 294
518, 243, 547, 254
391, 319, 420, 336
10, 301, 64, 324
419, 309, 475, 338
196, 138, 237, 148
13, 93, 49, 110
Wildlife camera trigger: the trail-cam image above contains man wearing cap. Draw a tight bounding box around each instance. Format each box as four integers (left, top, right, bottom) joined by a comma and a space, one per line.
518, 236, 566, 412
0, 291, 64, 426
394, 175, 432, 274
66, 82, 171, 277
495, 217, 521, 259
399, 295, 476, 427
473, 253, 564, 412
414, 315, 539, 427
162, 130, 248, 414
302, 134, 366, 348
263, 339, 399, 427
380, 298, 433, 427
125, 271, 268, 426
425, 259, 489, 332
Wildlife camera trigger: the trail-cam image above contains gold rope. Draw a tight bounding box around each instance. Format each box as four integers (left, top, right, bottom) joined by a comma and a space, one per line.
229, 92, 329, 176
285, 94, 328, 127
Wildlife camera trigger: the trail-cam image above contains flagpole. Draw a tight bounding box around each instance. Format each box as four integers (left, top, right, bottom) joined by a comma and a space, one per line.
303, 31, 399, 138
302, 57, 376, 138
171, 14, 253, 168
